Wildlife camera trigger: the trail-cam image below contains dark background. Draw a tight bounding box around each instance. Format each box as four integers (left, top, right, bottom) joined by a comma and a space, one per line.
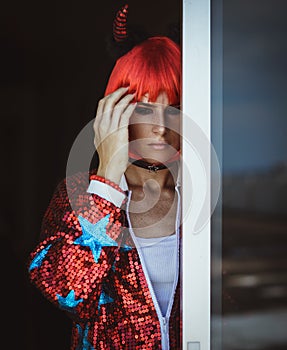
1, 0, 180, 349
2, 0, 287, 349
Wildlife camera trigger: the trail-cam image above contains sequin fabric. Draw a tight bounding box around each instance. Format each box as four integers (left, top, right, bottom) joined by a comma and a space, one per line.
28, 171, 181, 349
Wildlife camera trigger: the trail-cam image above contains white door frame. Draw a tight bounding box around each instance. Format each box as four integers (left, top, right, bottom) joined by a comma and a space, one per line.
182, 1, 211, 349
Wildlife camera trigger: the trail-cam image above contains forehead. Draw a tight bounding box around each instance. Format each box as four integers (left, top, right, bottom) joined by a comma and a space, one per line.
139, 91, 169, 105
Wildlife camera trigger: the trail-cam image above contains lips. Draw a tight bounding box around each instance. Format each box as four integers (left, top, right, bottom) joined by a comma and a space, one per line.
148, 142, 169, 150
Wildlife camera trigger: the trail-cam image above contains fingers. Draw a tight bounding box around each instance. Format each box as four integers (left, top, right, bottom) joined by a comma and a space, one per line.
94, 87, 129, 125
94, 87, 135, 135
93, 87, 137, 152
97, 86, 130, 124
118, 102, 137, 129
102, 86, 130, 112
110, 92, 136, 130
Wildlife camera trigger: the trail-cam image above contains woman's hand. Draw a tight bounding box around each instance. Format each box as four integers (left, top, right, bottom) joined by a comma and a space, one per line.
93, 87, 136, 184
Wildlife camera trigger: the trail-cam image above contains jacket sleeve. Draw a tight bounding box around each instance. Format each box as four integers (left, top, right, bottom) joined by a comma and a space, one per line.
28, 173, 127, 321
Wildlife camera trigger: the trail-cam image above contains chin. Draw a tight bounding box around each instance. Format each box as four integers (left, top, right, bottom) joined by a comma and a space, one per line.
130, 144, 179, 164
141, 152, 177, 164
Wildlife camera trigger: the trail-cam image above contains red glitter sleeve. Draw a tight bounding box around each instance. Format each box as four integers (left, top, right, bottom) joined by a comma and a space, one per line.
28, 172, 127, 320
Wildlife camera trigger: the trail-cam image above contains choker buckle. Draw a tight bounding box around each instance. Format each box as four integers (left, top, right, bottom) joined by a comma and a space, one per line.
147, 164, 160, 172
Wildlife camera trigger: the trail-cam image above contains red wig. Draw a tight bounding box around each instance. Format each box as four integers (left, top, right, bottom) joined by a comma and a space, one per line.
104, 36, 181, 104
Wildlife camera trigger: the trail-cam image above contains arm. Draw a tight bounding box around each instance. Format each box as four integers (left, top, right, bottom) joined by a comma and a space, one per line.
28, 173, 126, 321
28, 87, 134, 320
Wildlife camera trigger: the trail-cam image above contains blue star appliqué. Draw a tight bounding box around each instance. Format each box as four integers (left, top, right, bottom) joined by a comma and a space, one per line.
74, 215, 118, 263
29, 244, 52, 271
98, 290, 114, 313
119, 244, 132, 253
76, 324, 95, 350
56, 290, 83, 311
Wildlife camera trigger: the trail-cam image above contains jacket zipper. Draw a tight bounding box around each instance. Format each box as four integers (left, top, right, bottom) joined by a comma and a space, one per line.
161, 316, 169, 350
126, 186, 181, 350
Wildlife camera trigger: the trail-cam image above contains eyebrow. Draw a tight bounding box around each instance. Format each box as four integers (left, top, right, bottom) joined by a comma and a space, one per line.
137, 102, 154, 107
137, 102, 181, 108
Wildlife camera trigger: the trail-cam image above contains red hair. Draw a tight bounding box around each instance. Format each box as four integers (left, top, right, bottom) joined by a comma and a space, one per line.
104, 36, 181, 104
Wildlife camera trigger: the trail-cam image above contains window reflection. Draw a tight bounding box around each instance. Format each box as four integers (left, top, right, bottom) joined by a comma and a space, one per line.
221, 1, 287, 349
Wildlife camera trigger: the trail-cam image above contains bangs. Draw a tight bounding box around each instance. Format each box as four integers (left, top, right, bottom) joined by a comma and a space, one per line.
104, 36, 181, 105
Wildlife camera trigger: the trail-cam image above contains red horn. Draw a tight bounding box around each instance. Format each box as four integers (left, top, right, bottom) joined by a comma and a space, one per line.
113, 4, 128, 42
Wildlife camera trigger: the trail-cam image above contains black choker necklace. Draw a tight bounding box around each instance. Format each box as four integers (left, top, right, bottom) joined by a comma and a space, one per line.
129, 158, 167, 172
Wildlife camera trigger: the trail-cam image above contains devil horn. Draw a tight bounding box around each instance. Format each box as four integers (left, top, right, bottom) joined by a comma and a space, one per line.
113, 4, 128, 42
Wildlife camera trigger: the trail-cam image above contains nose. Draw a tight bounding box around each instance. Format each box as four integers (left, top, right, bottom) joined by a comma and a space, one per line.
152, 109, 166, 135
152, 124, 166, 135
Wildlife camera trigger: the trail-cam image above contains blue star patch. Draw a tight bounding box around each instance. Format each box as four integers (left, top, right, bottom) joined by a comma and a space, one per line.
76, 324, 95, 350
29, 244, 52, 271
74, 215, 118, 263
119, 244, 133, 253
98, 290, 114, 313
56, 290, 83, 311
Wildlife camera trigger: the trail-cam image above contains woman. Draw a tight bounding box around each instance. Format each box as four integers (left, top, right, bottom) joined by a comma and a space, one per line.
28, 35, 182, 349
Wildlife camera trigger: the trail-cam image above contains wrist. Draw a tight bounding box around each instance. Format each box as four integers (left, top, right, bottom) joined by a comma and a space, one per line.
90, 174, 126, 195
96, 166, 123, 185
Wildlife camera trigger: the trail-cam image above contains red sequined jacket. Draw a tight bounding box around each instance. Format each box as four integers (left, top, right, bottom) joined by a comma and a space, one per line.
28, 172, 181, 349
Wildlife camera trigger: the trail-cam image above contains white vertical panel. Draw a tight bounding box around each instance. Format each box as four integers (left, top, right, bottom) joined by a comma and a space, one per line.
182, 0, 211, 349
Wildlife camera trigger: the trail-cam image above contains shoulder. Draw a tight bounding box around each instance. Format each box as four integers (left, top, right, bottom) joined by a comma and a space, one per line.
51, 169, 98, 209
57, 169, 97, 193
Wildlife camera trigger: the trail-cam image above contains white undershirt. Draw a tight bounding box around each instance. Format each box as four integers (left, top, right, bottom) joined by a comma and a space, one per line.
135, 234, 177, 316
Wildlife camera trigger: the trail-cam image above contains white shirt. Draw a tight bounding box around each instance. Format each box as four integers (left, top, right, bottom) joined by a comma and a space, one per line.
135, 234, 177, 316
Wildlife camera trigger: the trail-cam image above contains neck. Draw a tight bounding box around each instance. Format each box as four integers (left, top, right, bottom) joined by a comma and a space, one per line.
128, 157, 168, 172
125, 160, 179, 189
